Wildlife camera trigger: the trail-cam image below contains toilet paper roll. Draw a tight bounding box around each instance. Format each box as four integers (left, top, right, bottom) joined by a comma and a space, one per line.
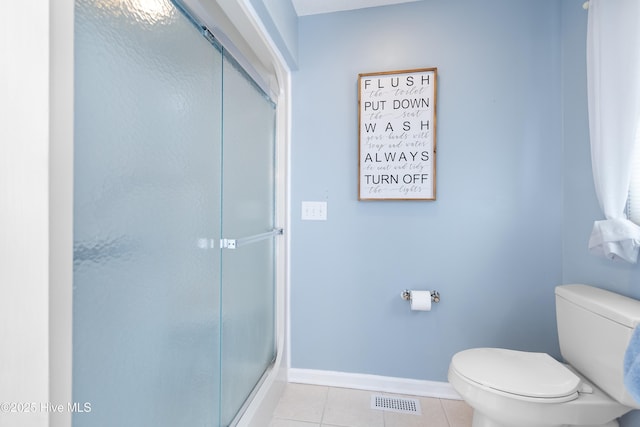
410, 291, 432, 311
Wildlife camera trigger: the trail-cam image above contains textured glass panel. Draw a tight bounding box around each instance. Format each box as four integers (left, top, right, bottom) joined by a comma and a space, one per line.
220, 240, 276, 425
221, 56, 276, 239
220, 53, 277, 426
73, 1, 222, 426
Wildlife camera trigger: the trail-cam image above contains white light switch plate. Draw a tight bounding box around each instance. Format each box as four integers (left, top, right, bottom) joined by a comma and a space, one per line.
301, 201, 327, 220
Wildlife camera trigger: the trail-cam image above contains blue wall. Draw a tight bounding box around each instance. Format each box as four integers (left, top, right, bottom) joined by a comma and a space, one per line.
250, 0, 298, 69
290, 0, 564, 382
279, 0, 640, 423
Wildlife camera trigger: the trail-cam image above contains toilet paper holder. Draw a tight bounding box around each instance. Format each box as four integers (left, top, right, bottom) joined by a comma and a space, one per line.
401, 289, 440, 303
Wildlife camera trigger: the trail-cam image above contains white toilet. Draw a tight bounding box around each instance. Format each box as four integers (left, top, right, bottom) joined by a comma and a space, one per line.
448, 284, 640, 427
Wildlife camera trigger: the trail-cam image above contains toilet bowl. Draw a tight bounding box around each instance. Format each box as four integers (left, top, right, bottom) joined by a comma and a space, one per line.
448, 285, 640, 427
448, 348, 628, 427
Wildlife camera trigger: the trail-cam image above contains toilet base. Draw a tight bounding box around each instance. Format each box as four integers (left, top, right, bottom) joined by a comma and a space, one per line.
472, 411, 619, 427
472, 411, 505, 427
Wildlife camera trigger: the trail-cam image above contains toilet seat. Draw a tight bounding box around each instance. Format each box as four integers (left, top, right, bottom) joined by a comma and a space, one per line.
450, 348, 581, 403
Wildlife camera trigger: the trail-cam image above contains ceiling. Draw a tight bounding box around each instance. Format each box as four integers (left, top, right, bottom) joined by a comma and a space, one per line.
291, 0, 423, 16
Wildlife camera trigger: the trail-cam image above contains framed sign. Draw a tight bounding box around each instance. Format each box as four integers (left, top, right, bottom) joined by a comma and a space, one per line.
358, 68, 437, 200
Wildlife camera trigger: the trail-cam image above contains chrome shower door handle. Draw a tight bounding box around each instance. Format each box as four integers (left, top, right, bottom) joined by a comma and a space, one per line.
220, 228, 283, 249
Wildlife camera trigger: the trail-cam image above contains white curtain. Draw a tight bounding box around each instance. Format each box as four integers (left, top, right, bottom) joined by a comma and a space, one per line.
587, 0, 640, 263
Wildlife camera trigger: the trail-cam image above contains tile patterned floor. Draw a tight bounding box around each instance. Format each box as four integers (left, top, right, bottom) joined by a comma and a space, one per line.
269, 383, 473, 427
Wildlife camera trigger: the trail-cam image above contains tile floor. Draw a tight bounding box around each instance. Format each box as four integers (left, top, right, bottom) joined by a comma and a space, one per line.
269, 383, 473, 427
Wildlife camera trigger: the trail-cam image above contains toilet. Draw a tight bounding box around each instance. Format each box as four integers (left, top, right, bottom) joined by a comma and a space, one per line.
448, 284, 640, 427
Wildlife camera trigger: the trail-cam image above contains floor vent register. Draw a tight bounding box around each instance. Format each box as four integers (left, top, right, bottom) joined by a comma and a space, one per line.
370, 394, 422, 415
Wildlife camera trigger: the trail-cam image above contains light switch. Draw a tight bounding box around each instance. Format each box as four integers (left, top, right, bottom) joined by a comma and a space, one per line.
301, 201, 327, 221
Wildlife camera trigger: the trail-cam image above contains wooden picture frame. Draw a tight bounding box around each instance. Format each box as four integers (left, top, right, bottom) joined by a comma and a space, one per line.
358, 68, 437, 201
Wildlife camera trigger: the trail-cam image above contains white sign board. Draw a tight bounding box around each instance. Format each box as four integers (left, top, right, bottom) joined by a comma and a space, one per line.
358, 68, 437, 200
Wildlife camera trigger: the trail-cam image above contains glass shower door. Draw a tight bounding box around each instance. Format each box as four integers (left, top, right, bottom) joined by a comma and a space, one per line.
219, 53, 278, 426
74, 1, 278, 426
74, 0, 223, 425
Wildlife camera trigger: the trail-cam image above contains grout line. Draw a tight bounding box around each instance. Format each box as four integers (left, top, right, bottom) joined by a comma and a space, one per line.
439, 398, 452, 427
319, 385, 329, 426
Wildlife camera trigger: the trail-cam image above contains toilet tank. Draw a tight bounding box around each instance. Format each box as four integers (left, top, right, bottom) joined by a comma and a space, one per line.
555, 284, 640, 409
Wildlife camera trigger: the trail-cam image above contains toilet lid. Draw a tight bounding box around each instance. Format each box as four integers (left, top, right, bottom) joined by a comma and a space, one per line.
452, 348, 581, 400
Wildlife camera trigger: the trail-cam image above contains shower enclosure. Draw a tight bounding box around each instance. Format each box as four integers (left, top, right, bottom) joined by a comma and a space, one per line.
73, 0, 280, 425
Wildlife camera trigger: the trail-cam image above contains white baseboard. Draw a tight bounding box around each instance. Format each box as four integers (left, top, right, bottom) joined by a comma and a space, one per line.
287, 368, 461, 400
